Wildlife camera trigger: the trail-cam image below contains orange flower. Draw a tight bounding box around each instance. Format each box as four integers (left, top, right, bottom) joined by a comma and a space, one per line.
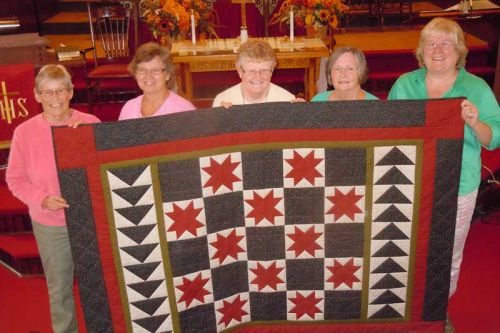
140, 0, 217, 40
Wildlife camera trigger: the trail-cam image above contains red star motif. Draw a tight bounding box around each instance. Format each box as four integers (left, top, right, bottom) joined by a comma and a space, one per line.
287, 226, 322, 257
166, 202, 204, 238
250, 262, 284, 291
245, 191, 283, 225
217, 295, 248, 327
202, 156, 241, 193
177, 273, 211, 308
285, 151, 323, 185
210, 230, 245, 264
326, 258, 361, 288
326, 188, 363, 220
289, 292, 322, 319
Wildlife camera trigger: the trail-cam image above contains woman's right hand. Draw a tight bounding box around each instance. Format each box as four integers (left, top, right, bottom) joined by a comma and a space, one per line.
42, 196, 70, 210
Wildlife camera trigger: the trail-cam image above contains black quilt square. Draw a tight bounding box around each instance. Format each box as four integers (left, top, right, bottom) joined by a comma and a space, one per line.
246, 226, 285, 261
168, 237, 210, 277
325, 148, 366, 186
179, 303, 216, 333
324, 290, 362, 320
325, 223, 365, 258
241, 150, 284, 190
211, 261, 249, 301
249, 292, 287, 321
286, 259, 324, 290
158, 159, 202, 202
284, 188, 324, 225
204, 192, 245, 234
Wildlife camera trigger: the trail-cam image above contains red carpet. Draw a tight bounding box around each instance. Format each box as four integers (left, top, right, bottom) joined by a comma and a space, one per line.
0, 219, 498, 332
448, 220, 500, 332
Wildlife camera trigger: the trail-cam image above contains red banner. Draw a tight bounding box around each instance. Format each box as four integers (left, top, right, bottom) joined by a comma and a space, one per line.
0, 63, 40, 148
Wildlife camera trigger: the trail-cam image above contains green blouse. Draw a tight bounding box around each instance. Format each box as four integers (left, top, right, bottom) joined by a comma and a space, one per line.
388, 67, 500, 195
311, 90, 379, 101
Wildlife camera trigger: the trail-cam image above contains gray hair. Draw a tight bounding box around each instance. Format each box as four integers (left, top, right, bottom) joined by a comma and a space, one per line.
235, 40, 277, 69
35, 64, 73, 93
326, 46, 369, 85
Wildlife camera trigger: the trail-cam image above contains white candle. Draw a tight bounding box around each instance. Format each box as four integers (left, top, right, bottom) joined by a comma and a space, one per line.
290, 6, 294, 42
191, 10, 196, 45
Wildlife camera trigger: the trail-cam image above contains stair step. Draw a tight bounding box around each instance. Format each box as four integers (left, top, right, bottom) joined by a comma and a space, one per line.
0, 185, 27, 215
0, 234, 39, 258
0, 233, 42, 276
41, 22, 90, 35
57, 0, 88, 12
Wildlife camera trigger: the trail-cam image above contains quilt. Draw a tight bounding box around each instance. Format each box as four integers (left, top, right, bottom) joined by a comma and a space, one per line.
54, 99, 465, 333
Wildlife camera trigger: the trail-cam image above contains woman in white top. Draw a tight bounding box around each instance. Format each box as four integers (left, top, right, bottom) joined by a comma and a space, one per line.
212, 40, 297, 107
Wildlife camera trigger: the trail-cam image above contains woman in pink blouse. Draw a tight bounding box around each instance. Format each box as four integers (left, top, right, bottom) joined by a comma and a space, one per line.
119, 42, 196, 120
6, 64, 100, 333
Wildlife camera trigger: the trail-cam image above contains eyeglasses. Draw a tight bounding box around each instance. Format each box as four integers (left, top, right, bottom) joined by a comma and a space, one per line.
241, 67, 273, 77
39, 88, 69, 97
332, 66, 357, 73
424, 41, 455, 51
136, 68, 166, 76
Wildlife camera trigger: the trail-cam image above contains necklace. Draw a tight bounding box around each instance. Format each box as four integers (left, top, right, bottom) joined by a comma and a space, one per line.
241, 86, 269, 105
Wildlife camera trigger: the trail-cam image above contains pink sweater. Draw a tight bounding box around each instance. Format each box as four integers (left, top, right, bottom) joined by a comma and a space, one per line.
6, 111, 100, 226
118, 92, 195, 120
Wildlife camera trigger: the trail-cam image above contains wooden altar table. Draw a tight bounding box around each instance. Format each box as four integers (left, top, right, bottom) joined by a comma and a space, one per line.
170, 37, 330, 101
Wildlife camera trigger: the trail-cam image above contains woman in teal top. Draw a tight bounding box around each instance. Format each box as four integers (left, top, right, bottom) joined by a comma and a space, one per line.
388, 17, 500, 323
311, 46, 378, 101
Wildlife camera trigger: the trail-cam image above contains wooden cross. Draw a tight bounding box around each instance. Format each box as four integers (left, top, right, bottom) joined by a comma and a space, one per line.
231, 0, 253, 28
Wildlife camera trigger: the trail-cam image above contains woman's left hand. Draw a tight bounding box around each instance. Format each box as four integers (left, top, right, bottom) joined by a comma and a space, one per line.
461, 99, 479, 128
68, 120, 82, 128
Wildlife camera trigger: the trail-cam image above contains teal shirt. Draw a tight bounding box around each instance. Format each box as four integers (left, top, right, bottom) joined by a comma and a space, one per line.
388, 67, 500, 195
311, 90, 379, 101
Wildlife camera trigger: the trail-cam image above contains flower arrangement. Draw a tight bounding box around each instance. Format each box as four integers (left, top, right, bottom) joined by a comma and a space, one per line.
271, 0, 348, 31
140, 0, 216, 44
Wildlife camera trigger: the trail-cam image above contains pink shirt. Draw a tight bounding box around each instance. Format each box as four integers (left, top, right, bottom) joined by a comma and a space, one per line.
118, 92, 196, 120
6, 111, 100, 226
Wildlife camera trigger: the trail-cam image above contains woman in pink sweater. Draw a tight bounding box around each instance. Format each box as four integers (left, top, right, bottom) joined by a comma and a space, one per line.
6, 64, 100, 333
119, 42, 195, 120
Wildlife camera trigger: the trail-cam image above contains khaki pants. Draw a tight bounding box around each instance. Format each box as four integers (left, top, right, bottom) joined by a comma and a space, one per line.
32, 221, 77, 333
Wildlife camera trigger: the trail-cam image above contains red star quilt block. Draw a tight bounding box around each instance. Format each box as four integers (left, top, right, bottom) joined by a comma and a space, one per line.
173, 270, 214, 311
164, 198, 206, 241
248, 259, 287, 292
208, 227, 248, 267
325, 257, 363, 290
324, 186, 365, 223
200, 153, 243, 197
243, 188, 285, 227
285, 224, 325, 259
215, 293, 251, 331
287, 290, 324, 320
283, 148, 325, 188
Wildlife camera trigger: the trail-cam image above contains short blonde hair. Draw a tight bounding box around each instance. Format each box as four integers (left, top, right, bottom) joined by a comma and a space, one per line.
35, 64, 73, 93
236, 40, 277, 69
415, 17, 468, 68
326, 46, 369, 85
128, 42, 175, 77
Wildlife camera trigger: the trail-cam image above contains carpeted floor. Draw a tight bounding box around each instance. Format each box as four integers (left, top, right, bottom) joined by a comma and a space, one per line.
1, 219, 498, 332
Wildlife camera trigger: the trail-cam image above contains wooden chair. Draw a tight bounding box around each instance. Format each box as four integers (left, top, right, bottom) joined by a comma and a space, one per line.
376, 0, 413, 28
81, 0, 140, 114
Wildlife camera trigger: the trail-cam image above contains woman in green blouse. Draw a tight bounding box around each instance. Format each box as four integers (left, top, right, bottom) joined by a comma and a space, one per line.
388, 18, 500, 328
312, 46, 378, 101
